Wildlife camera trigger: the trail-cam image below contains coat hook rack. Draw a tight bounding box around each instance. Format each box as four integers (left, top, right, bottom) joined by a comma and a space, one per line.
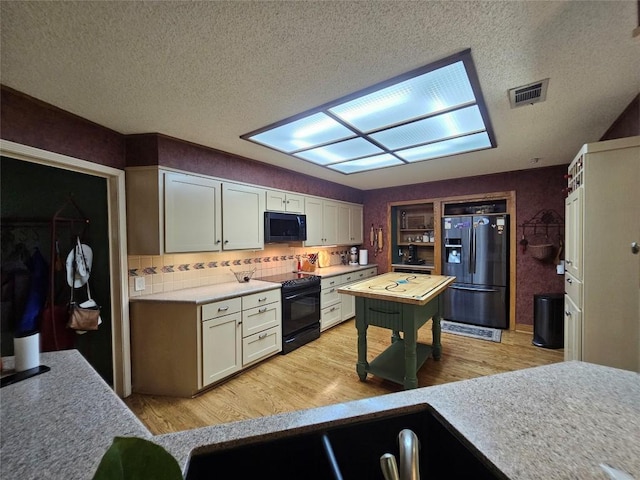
518, 209, 564, 237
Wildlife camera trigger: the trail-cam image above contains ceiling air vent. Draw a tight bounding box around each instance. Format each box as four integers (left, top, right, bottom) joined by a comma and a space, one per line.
508, 78, 549, 108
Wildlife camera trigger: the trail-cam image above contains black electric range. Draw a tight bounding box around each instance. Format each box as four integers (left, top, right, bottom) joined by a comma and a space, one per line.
259, 273, 321, 354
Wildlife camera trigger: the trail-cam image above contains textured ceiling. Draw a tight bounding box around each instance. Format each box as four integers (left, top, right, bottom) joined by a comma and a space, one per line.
1, 1, 638, 190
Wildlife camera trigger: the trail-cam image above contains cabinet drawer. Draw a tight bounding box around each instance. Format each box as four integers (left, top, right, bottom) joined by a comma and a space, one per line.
242, 288, 280, 310
242, 326, 281, 366
242, 303, 281, 337
321, 303, 342, 331
340, 272, 356, 284
353, 268, 377, 282
202, 297, 242, 320
321, 276, 341, 289
564, 273, 582, 305
321, 285, 341, 308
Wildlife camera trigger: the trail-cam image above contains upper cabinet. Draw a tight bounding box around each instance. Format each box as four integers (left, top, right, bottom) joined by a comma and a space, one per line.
222, 182, 265, 250
126, 166, 364, 254
126, 168, 222, 255
165, 172, 222, 253
265, 190, 304, 213
305, 197, 338, 246
337, 203, 363, 245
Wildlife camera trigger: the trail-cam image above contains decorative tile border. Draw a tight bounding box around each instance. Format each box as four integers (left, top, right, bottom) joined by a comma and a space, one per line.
128, 251, 349, 277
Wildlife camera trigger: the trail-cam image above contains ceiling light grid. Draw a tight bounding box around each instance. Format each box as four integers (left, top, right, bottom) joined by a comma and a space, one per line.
241, 49, 496, 174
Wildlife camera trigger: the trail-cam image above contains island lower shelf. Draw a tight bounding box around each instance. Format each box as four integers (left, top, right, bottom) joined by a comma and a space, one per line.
367, 339, 433, 385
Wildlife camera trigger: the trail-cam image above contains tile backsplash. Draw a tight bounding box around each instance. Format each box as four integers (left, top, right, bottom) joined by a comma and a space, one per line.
128, 245, 353, 296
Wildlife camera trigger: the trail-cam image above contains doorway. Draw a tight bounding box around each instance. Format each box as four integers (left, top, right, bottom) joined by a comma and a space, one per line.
0, 140, 130, 397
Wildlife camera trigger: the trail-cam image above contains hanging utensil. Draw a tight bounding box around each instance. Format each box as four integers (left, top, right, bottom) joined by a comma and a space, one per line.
377, 226, 383, 250
519, 226, 528, 253
370, 224, 375, 246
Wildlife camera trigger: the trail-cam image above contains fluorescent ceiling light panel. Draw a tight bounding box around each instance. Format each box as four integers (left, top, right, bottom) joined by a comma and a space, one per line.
294, 137, 384, 165
250, 112, 354, 152
328, 61, 476, 132
397, 131, 492, 162
241, 49, 495, 174
328, 154, 404, 174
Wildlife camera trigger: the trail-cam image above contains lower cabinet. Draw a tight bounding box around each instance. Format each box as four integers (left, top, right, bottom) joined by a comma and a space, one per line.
320, 267, 377, 331
130, 287, 281, 397
563, 294, 582, 362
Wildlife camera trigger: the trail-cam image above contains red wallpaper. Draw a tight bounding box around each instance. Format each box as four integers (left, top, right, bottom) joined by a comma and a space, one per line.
363, 165, 568, 327
1, 86, 125, 169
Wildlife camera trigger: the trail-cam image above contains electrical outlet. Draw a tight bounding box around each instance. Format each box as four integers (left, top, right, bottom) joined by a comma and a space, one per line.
134, 276, 146, 291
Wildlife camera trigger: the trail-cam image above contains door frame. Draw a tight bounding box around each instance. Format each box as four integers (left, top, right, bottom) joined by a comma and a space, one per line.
1, 140, 131, 397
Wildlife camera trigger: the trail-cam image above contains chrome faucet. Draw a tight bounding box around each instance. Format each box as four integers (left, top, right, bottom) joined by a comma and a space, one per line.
398, 429, 420, 480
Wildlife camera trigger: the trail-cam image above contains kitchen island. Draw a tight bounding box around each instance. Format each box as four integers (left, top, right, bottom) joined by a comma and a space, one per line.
1, 350, 639, 479
338, 272, 455, 389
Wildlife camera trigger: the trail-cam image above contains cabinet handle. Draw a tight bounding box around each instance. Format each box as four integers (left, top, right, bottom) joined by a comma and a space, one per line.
259, 332, 268, 339
565, 311, 572, 316
216, 239, 221, 244
565, 259, 573, 265
566, 278, 572, 284
224, 240, 229, 244
330, 288, 335, 293
218, 306, 229, 312
258, 307, 267, 313
632, 242, 639, 255
258, 297, 267, 302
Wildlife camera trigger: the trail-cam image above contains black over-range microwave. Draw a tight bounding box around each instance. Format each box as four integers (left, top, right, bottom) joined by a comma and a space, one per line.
264, 212, 307, 243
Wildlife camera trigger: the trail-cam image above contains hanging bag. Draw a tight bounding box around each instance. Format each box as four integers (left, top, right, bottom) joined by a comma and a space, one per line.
67, 237, 100, 331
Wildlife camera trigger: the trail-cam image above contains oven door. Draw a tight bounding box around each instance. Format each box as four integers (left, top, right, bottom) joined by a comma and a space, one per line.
282, 285, 321, 337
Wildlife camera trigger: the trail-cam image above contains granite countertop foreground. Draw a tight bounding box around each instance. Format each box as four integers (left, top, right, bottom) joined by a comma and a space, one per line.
1, 351, 638, 479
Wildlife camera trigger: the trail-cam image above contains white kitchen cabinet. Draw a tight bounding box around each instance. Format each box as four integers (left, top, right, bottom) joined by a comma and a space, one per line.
127, 167, 223, 255
563, 294, 582, 362
305, 197, 338, 246
564, 186, 583, 280
563, 136, 639, 372
202, 298, 242, 387
241, 289, 282, 366
320, 276, 342, 331
320, 267, 378, 331
222, 182, 266, 250
336, 203, 363, 245
130, 286, 281, 397
349, 204, 364, 244
165, 172, 222, 253
266, 190, 304, 213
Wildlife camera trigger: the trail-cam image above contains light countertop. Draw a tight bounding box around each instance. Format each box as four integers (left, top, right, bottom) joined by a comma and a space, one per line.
1, 350, 638, 479
128, 280, 280, 304
302, 263, 377, 278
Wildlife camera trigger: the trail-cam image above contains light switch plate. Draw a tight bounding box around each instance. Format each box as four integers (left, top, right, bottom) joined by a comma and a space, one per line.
134, 276, 146, 291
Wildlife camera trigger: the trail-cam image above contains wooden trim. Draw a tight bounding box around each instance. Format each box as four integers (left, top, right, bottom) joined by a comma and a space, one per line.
388, 190, 518, 331
516, 324, 533, 334
0, 140, 131, 397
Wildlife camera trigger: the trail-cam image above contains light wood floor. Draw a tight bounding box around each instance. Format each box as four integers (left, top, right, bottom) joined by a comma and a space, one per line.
124, 320, 563, 435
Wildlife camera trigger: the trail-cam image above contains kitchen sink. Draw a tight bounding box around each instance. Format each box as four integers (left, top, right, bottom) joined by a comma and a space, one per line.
184, 405, 506, 479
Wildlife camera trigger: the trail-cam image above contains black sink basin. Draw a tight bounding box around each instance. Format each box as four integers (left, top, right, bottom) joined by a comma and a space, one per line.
185, 405, 506, 479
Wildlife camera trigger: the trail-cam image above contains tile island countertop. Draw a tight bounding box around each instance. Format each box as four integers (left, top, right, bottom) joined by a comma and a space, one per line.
2, 352, 639, 479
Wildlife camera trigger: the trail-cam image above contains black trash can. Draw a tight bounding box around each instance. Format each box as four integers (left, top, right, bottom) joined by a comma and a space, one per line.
532, 293, 564, 348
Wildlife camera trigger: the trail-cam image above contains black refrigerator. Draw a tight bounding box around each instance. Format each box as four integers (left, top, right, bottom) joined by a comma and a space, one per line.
442, 214, 509, 328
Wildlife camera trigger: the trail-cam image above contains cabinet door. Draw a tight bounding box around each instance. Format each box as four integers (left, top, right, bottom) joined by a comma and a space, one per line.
222, 182, 265, 250
341, 293, 355, 321
284, 193, 304, 213
202, 312, 242, 387
349, 204, 364, 244
563, 294, 582, 362
336, 203, 351, 245
266, 191, 304, 213
165, 172, 221, 253
323, 200, 339, 245
564, 187, 583, 280
305, 197, 324, 246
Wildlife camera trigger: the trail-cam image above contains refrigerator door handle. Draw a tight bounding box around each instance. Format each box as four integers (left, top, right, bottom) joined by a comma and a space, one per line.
468, 227, 473, 275
449, 285, 500, 293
